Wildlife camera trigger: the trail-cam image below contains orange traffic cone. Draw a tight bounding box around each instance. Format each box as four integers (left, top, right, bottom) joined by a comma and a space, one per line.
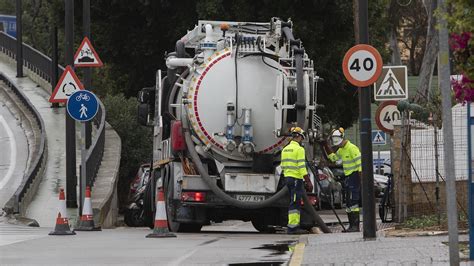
49, 188, 76, 235
146, 188, 176, 238
74, 186, 101, 231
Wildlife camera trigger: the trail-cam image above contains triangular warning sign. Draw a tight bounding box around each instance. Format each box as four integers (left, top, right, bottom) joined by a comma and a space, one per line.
49, 66, 85, 103
376, 69, 405, 97
74, 37, 103, 67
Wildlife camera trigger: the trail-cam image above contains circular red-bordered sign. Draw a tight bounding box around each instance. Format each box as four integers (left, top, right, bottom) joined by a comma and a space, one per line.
342, 44, 383, 87
375, 100, 400, 134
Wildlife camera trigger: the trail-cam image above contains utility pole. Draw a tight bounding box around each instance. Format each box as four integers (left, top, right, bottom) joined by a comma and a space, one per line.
51, 26, 59, 108
438, 0, 459, 264
358, 0, 376, 239
83, 0, 92, 149
15, 0, 23, 77
65, 0, 77, 208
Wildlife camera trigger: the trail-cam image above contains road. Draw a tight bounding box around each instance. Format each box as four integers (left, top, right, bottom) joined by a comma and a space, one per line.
0, 220, 299, 265
0, 82, 29, 208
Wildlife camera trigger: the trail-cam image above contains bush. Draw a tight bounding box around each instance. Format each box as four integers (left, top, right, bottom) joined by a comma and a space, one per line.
102, 93, 152, 209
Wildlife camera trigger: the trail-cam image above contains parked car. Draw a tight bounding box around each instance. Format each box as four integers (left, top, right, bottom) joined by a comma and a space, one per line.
315, 166, 343, 209
124, 164, 153, 227
129, 163, 151, 195
328, 164, 389, 200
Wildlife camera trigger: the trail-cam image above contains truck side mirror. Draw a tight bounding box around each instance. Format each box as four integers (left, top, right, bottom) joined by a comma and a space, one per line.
137, 103, 150, 126
137, 87, 156, 127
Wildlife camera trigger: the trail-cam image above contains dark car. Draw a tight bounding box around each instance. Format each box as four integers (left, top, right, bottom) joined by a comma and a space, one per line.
315, 166, 343, 209
124, 164, 152, 227
329, 165, 388, 199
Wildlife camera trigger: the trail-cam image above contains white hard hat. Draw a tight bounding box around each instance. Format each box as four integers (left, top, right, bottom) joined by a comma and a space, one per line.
330, 128, 344, 146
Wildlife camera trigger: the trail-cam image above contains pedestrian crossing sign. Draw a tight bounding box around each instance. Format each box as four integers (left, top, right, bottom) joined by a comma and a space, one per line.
374, 66, 408, 101
372, 130, 386, 145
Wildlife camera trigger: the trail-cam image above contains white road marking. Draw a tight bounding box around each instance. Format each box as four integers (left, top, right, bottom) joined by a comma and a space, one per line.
0, 115, 16, 189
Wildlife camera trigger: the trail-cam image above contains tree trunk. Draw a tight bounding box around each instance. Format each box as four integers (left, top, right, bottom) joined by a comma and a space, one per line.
353, 0, 359, 44
389, 27, 402, 65
414, 0, 438, 104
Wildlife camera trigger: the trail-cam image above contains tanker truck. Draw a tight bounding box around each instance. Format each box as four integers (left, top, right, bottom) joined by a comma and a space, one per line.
137, 18, 324, 232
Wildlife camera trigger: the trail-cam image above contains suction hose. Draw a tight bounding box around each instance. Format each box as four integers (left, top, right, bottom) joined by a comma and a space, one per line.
181, 109, 287, 209
181, 107, 331, 232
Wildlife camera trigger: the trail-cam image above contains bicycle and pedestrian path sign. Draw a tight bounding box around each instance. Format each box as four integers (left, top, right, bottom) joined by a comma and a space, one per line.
66, 90, 98, 122
374, 66, 408, 101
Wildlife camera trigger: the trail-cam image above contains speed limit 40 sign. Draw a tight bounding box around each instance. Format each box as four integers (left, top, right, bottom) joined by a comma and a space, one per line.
375, 100, 401, 134
342, 44, 383, 87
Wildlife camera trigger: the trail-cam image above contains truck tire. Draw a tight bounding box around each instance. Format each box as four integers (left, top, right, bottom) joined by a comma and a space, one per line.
179, 223, 203, 233
251, 217, 276, 233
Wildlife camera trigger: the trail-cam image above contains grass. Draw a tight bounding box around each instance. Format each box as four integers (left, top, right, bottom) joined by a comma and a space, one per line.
399, 214, 468, 230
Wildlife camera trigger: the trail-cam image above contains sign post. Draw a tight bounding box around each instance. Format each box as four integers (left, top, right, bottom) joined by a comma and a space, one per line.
66, 90, 99, 216
372, 130, 386, 174
342, 14, 383, 238
468, 103, 474, 260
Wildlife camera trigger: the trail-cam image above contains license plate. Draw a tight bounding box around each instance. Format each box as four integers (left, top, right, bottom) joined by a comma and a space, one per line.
235, 195, 265, 202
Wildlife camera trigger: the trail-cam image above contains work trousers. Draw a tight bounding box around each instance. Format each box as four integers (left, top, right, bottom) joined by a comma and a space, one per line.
345, 171, 361, 213
287, 177, 303, 231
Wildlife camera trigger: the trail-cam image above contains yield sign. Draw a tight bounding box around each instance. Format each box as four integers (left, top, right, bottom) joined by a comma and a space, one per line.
74, 37, 103, 67
49, 66, 84, 103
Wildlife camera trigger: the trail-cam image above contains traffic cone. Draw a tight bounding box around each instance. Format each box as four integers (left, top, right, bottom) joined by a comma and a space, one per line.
49, 188, 76, 235
146, 188, 176, 238
74, 186, 101, 231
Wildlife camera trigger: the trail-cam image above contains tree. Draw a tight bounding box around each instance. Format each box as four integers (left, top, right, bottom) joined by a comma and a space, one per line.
448, 0, 474, 103
414, 0, 438, 104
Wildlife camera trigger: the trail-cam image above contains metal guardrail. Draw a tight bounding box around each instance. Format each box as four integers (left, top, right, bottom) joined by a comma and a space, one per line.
0, 74, 46, 214
86, 99, 106, 186
0, 31, 106, 213
0, 32, 65, 81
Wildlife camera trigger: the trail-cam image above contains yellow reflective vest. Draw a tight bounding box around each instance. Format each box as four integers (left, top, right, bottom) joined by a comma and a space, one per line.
281, 140, 308, 179
328, 140, 361, 176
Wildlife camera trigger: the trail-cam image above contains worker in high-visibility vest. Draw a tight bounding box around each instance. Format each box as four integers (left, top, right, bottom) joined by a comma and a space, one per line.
323, 128, 361, 232
281, 127, 313, 234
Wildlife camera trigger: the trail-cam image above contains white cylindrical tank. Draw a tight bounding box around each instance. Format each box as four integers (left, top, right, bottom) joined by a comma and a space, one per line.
184, 50, 287, 161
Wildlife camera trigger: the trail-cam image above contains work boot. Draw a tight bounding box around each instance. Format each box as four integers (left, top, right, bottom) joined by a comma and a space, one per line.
287, 228, 309, 235
346, 212, 360, 232
343, 212, 353, 233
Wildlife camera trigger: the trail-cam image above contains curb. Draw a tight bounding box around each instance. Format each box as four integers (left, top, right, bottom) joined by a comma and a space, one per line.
289, 235, 307, 266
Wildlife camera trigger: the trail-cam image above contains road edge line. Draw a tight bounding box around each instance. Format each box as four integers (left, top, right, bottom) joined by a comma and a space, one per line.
289, 236, 307, 266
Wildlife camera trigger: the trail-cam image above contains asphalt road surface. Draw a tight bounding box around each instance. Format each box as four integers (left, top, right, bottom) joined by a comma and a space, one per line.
0, 220, 300, 265
0, 83, 29, 208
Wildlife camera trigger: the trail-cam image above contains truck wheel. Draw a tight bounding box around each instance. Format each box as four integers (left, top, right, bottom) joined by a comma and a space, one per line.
179, 223, 203, 233
251, 218, 276, 233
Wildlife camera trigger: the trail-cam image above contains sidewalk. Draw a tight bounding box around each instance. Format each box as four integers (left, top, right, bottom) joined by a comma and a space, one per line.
300, 231, 469, 265
0, 55, 120, 228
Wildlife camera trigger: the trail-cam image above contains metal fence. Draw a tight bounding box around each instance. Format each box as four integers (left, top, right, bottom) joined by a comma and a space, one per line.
0, 31, 106, 213
397, 104, 468, 220
410, 104, 468, 182
0, 32, 64, 81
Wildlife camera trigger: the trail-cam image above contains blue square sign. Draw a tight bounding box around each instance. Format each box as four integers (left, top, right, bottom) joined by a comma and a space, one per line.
372, 130, 386, 145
